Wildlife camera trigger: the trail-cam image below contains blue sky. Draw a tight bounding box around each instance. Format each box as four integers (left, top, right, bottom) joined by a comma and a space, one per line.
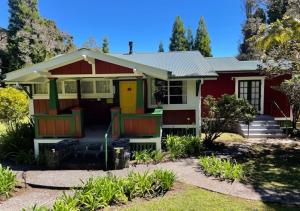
0, 0, 246, 57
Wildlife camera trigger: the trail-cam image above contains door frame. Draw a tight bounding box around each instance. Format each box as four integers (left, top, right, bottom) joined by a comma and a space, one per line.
234, 76, 265, 114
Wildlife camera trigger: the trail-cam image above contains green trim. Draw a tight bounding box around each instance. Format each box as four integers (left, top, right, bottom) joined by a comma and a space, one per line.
136, 79, 144, 110
49, 79, 59, 110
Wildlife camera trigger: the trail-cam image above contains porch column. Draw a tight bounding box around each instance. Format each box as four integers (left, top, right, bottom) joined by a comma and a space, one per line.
48, 78, 59, 115
136, 79, 144, 114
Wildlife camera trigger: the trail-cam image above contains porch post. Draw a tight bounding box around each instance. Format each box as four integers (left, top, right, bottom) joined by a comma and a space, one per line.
48, 78, 59, 115
136, 79, 144, 114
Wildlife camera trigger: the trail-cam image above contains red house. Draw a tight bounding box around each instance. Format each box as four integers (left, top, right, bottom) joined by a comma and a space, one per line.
4, 48, 291, 158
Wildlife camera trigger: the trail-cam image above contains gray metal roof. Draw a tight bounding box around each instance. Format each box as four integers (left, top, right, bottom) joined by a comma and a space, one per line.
205, 57, 261, 72
110, 51, 217, 77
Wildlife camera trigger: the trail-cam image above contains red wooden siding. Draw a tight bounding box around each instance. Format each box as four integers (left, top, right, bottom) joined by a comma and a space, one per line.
37, 118, 71, 137
95, 60, 133, 74
49, 60, 92, 75
201, 72, 290, 118
33, 99, 79, 114
123, 118, 157, 136
163, 110, 196, 125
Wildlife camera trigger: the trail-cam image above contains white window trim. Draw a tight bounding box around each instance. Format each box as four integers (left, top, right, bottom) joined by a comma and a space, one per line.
148, 78, 188, 107
233, 76, 265, 114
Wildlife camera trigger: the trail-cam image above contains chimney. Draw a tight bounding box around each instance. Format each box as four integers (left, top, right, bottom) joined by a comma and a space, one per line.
129, 41, 133, 54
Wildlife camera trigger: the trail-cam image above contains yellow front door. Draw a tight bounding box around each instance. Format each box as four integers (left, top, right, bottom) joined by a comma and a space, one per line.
120, 81, 137, 113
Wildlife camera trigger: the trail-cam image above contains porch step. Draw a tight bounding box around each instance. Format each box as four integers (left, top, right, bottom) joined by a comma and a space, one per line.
239, 115, 285, 138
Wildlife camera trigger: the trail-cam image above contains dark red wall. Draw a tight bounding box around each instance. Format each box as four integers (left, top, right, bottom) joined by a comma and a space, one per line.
163, 110, 196, 125
49, 60, 92, 75
95, 60, 133, 74
201, 72, 290, 118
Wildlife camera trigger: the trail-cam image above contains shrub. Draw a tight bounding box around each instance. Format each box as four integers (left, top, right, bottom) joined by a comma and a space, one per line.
0, 164, 17, 198
0, 87, 28, 129
0, 122, 35, 164
133, 150, 165, 164
198, 155, 244, 181
166, 135, 203, 159
30, 170, 175, 210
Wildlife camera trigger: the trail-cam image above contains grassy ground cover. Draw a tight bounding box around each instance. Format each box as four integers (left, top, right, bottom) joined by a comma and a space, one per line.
122, 183, 299, 211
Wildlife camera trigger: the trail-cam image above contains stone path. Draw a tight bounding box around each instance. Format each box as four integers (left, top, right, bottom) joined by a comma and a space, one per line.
8, 158, 300, 208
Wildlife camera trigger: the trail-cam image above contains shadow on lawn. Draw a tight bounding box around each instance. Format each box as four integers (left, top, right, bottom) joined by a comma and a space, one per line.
223, 142, 300, 206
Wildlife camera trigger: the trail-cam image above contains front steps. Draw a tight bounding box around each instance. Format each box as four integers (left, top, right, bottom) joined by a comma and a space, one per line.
239, 115, 285, 138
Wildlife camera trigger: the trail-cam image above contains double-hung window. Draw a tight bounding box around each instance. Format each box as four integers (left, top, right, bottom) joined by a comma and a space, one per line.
151, 79, 187, 105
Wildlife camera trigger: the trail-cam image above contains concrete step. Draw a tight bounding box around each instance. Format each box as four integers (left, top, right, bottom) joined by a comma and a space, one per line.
246, 133, 286, 138
254, 115, 275, 121
240, 125, 280, 130
241, 128, 283, 135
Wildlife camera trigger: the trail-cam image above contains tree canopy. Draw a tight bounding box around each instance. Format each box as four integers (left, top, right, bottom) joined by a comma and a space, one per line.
193, 17, 212, 57
169, 16, 188, 51
102, 37, 109, 53
158, 41, 164, 52
6, 0, 75, 72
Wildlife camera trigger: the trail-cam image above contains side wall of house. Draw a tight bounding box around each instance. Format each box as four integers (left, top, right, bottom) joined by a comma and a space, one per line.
201, 72, 290, 119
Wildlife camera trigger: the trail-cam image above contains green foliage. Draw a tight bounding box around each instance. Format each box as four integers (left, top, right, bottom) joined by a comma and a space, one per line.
166, 135, 203, 159
169, 16, 188, 51
158, 41, 164, 52
32, 170, 175, 210
198, 155, 245, 181
186, 27, 194, 51
133, 150, 165, 164
279, 75, 300, 130
267, 0, 288, 23
0, 164, 17, 198
7, 0, 75, 71
25, 204, 50, 211
193, 16, 212, 57
102, 37, 109, 53
0, 87, 28, 128
0, 122, 35, 164
202, 95, 256, 146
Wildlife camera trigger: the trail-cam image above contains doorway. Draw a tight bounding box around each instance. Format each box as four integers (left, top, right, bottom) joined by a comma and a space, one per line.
119, 81, 137, 113
238, 80, 262, 113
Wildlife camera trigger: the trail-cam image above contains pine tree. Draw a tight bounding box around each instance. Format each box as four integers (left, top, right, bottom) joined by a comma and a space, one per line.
193, 16, 212, 57
186, 27, 194, 51
238, 0, 266, 60
169, 16, 188, 51
158, 41, 164, 52
102, 37, 109, 53
267, 0, 288, 23
7, 0, 75, 72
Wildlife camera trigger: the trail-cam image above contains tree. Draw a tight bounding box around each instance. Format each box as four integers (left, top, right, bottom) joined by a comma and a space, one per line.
193, 17, 212, 57
279, 76, 300, 130
169, 16, 188, 51
82, 37, 101, 51
0, 27, 8, 73
186, 27, 194, 51
238, 0, 266, 60
102, 37, 109, 53
7, 0, 75, 72
0, 87, 28, 130
267, 0, 289, 23
202, 95, 256, 147
158, 41, 164, 52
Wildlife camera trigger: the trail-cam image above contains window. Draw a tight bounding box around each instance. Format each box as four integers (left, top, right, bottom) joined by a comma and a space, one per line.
34, 83, 48, 95
81, 81, 94, 94
64, 80, 77, 94
57, 81, 63, 94
96, 80, 111, 93
151, 79, 187, 105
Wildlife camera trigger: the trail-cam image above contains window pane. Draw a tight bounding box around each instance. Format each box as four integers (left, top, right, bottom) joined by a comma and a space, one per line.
170, 95, 187, 104
152, 79, 168, 104
57, 81, 63, 94
96, 80, 111, 93
81, 81, 94, 94
34, 83, 48, 94
65, 81, 77, 94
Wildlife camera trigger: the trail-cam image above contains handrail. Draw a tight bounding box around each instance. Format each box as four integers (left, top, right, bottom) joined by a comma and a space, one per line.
104, 121, 112, 170
272, 101, 288, 135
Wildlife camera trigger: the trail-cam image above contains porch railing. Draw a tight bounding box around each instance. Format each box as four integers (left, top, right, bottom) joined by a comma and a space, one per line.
111, 107, 163, 138
104, 121, 112, 170
33, 108, 84, 138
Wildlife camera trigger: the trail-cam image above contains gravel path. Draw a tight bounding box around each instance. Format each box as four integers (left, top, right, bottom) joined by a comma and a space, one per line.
13, 158, 300, 205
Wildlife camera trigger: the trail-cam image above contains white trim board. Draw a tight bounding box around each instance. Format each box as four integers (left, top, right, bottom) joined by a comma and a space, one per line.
234, 76, 265, 115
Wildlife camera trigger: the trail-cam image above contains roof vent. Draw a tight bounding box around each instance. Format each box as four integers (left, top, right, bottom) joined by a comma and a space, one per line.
129, 41, 133, 54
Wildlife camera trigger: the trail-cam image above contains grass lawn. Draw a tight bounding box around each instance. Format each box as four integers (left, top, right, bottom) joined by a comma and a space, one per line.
121, 183, 299, 211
